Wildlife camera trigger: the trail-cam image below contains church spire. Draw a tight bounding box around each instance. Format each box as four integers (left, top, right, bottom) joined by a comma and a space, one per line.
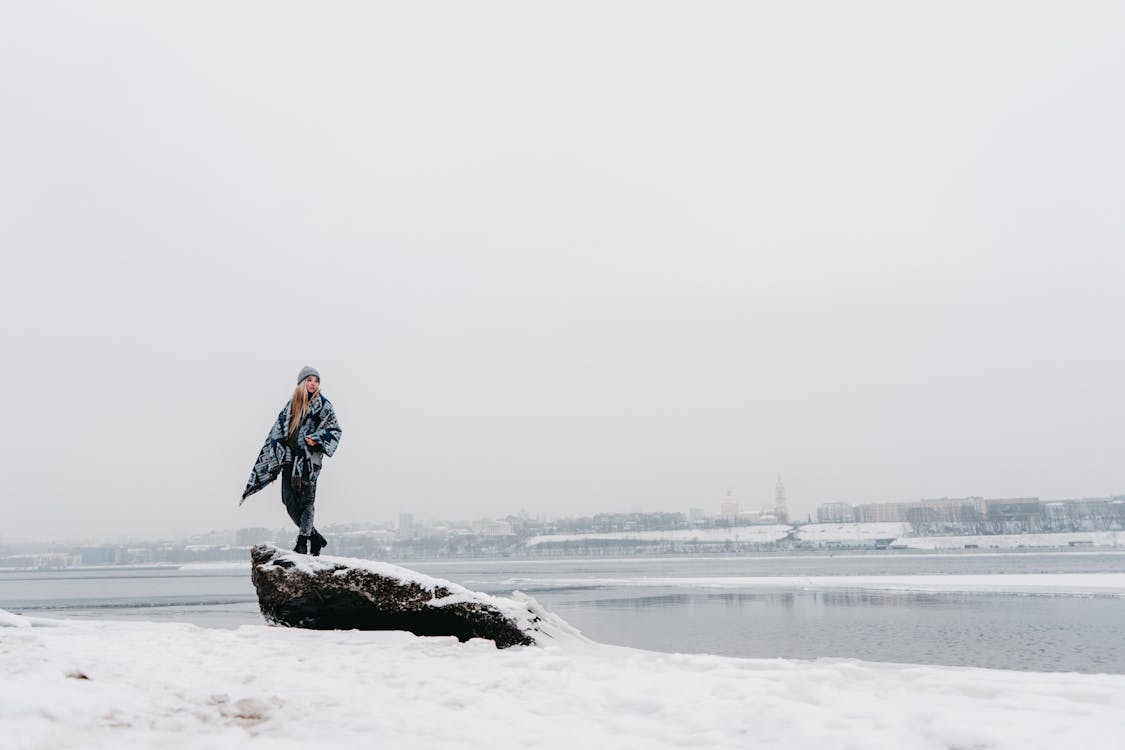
774, 474, 789, 522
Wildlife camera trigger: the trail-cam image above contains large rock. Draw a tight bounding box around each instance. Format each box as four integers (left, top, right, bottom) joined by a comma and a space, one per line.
250, 545, 573, 648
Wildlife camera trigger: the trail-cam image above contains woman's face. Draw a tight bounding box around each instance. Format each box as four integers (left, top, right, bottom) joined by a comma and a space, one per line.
304, 376, 320, 396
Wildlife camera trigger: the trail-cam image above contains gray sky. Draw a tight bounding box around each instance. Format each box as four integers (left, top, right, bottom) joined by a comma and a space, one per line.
2, 1, 1123, 543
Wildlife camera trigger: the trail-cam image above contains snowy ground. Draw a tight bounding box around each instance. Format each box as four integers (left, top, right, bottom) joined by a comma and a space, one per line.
523, 524, 1124, 551
3, 609, 1124, 750
797, 524, 1123, 549
795, 522, 911, 541
892, 531, 1124, 549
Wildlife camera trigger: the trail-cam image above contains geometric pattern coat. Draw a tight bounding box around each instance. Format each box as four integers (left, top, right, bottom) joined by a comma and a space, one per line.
240, 393, 342, 504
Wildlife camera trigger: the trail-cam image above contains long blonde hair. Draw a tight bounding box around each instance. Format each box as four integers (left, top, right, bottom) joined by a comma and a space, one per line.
288, 380, 313, 436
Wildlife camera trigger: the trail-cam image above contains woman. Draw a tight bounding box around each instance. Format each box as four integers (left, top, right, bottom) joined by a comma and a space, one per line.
241, 366, 343, 555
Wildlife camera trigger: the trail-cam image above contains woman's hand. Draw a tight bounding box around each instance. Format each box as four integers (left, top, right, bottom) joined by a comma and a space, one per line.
305, 437, 316, 447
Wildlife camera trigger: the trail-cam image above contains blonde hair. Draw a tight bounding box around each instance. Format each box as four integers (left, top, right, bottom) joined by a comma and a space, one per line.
288, 380, 313, 436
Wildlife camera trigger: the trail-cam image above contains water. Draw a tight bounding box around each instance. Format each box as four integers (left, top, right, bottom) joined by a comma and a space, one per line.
4, 551, 1125, 674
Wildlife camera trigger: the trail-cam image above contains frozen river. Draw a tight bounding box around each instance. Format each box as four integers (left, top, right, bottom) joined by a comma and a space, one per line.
4, 550, 1125, 673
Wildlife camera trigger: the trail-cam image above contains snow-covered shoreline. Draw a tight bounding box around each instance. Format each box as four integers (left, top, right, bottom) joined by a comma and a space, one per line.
3, 532, 1122, 573
3, 611, 1123, 749
526, 524, 792, 546
524, 524, 1124, 551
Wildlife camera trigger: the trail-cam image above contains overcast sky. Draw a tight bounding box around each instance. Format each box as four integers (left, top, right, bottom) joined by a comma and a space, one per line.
2, 1, 1123, 543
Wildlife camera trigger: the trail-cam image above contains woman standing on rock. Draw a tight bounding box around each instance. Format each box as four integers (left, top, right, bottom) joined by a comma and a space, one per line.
241, 366, 343, 555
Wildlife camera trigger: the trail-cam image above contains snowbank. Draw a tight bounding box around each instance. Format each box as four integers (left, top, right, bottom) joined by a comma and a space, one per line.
1, 612, 1122, 749
796, 522, 911, 541
0, 608, 31, 628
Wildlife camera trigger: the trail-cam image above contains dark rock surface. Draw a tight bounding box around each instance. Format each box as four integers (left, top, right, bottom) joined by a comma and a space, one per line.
250, 545, 538, 648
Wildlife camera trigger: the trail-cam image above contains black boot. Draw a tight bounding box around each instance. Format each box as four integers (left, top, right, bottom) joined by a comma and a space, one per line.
310, 529, 327, 557
293, 535, 309, 554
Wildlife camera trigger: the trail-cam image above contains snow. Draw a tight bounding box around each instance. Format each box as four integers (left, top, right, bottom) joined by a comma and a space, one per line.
796, 522, 911, 540
255, 548, 581, 641
525, 524, 791, 547
523, 524, 1124, 550
2, 611, 1123, 749
498, 573, 1125, 596
795, 524, 1124, 549
0, 608, 31, 628
177, 561, 249, 571
892, 531, 1124, 550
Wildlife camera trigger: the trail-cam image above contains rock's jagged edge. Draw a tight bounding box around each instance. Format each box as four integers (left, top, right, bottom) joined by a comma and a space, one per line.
250, 545, 582, 648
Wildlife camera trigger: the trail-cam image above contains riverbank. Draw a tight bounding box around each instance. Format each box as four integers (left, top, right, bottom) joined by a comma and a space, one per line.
3, 609, 1123, 749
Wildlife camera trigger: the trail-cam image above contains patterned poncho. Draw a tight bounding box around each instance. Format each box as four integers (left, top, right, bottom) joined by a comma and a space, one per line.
241, 394, 342, 504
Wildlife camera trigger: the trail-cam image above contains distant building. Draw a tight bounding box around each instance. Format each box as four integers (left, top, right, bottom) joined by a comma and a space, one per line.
774, 474, 789, 523
398, 513, 415, 538
0, 552, 81, 569
719, 491, 740, 520
75, 546, 123, 565
843, 495, 1125, 533
853, 497, 988, 523
472, 519, 514, 537
1047, 497, 1125, 529
985, 498, 1041, 525
738, 509, 781, 524
236, 527, 272, 546
817, 502, 855, 523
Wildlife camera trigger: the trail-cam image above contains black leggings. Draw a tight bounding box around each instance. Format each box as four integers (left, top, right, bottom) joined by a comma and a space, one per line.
281, 464, 317, 536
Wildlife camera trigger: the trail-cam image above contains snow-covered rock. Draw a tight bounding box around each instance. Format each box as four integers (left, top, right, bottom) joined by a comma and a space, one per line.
251, 545, 577, 648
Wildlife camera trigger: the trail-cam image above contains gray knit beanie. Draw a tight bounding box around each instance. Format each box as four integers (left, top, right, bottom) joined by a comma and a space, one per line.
297, 365, 321, 384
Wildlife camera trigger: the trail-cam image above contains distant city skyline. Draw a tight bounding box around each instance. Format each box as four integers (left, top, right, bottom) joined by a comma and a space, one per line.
6, 484, 1123, 548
